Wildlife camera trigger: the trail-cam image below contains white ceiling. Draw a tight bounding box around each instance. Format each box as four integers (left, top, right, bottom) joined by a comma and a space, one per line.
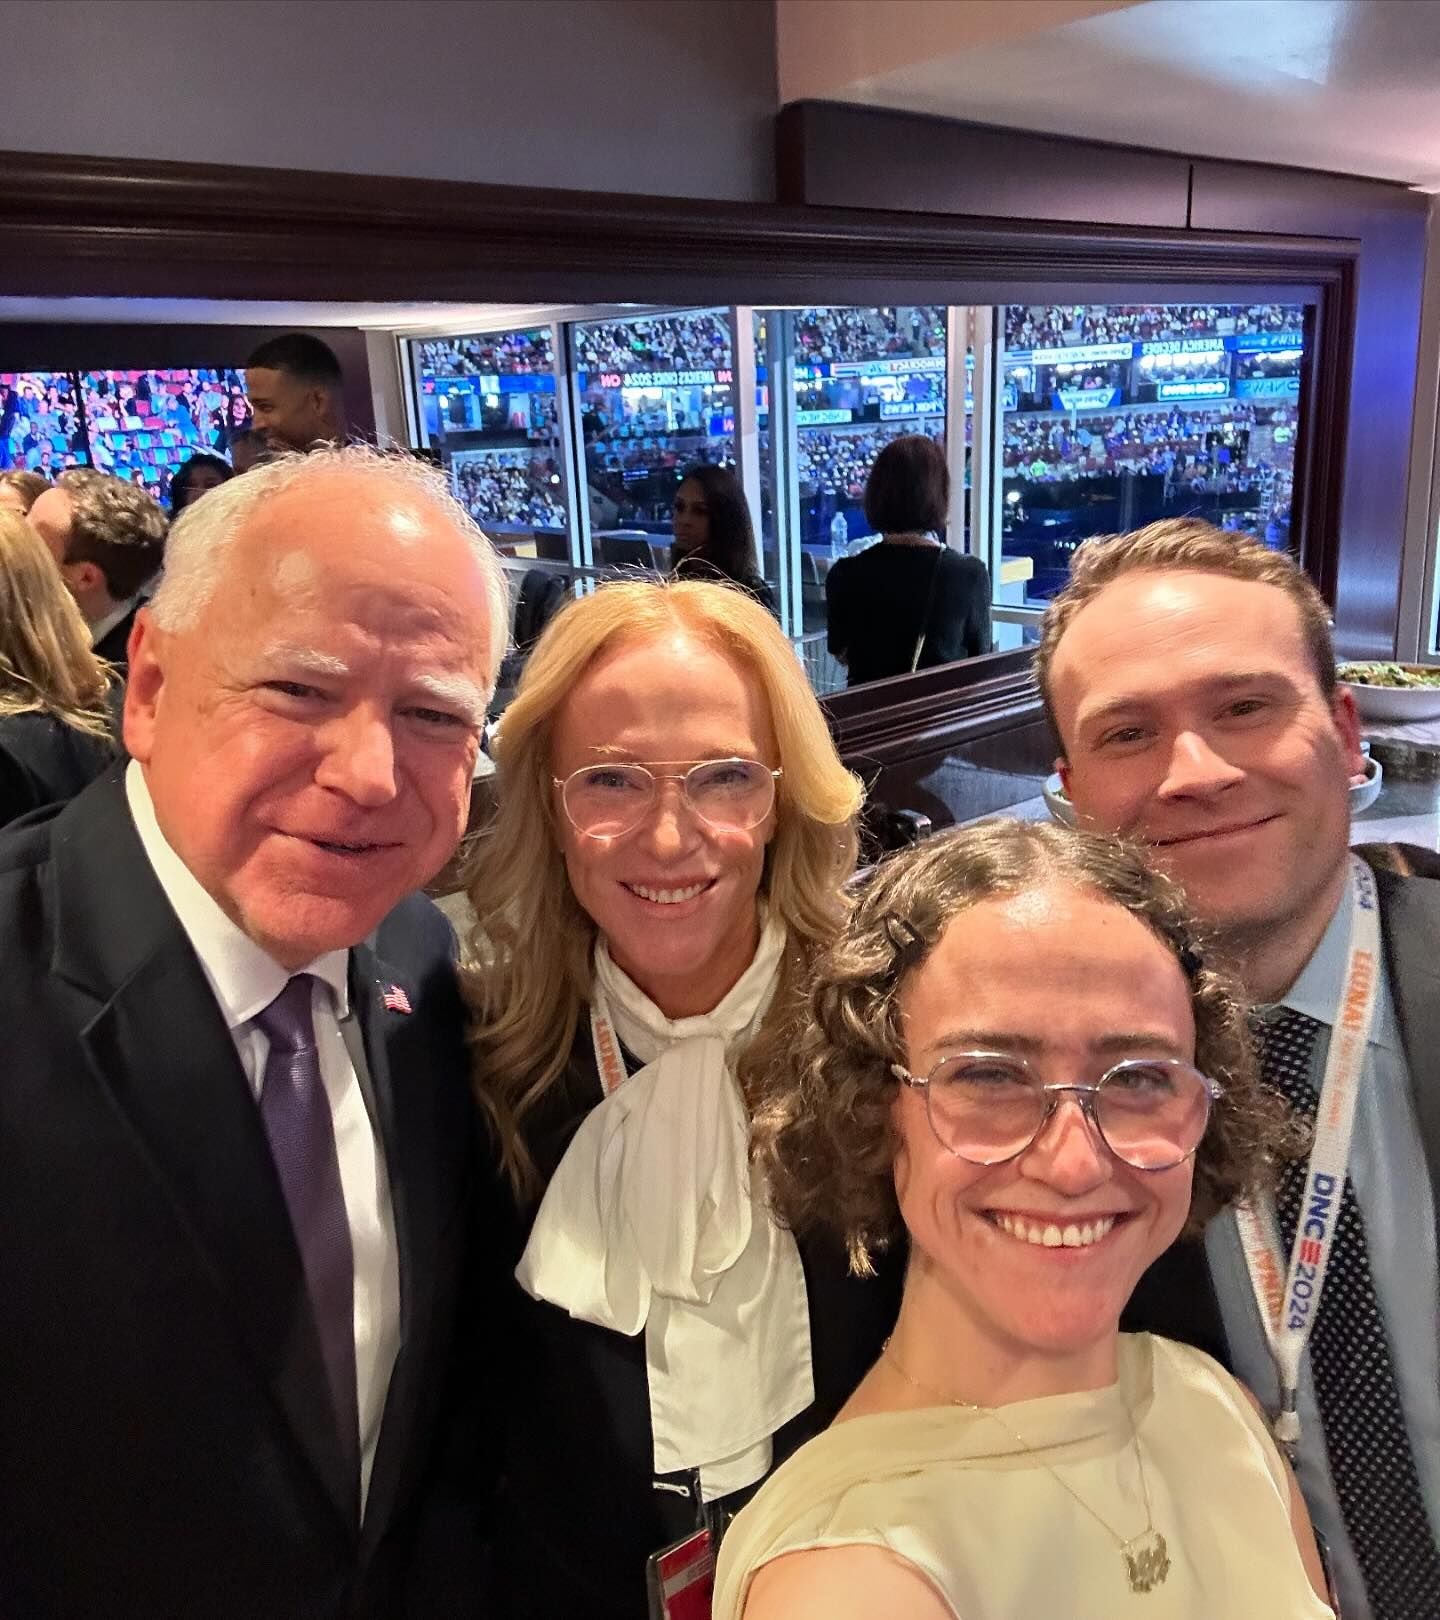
0, 297, 571, 332
782, 0, 1440, 190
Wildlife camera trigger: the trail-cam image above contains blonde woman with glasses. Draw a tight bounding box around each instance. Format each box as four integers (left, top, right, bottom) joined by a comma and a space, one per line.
465, 578, 902, 1620
0, 510, 116, 828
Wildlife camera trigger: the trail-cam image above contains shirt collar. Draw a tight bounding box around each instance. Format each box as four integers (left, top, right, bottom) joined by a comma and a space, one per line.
125, 760, 350, 1032
1267, 874, 1400, 1051
89, 594, 141, 649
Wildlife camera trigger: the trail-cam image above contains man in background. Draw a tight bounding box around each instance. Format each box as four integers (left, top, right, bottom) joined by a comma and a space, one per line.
28, 467, 167, 675
0, 445, 512, 1618
246, 332, 349, 453
1037, 518, 1440, 1620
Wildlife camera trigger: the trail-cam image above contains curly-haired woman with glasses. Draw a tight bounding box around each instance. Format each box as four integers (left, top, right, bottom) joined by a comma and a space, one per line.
715, 819, 1333, 1620
464, 578, 902, 1620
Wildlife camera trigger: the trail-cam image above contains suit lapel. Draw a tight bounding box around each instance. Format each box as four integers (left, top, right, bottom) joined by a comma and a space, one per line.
350, 944, 438, 1538
54, 772, 359, 1530
1372, 864, 1440, 1256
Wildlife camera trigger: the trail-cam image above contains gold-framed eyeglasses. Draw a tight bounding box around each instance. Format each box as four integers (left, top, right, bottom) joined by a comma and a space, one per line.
554, 758, 781, 840
891, 1051, 1221, 1171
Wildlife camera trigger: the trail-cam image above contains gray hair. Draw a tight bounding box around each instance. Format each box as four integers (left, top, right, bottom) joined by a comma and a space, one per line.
148, 444, 510, 691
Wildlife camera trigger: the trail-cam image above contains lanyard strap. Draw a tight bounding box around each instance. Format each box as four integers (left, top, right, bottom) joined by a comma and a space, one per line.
590, 987, 629, 1097
1234, 854, 1381, 1446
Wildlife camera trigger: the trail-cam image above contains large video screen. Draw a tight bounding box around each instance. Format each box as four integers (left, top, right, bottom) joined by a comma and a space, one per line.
0, 372, 88, 475
1001, 302, 1307, 603
82, 369, 251, 504
408, 328, 568, 537
573, 308, 735, 539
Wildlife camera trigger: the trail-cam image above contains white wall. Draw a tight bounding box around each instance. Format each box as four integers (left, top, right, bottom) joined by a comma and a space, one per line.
1, 0, 779, 201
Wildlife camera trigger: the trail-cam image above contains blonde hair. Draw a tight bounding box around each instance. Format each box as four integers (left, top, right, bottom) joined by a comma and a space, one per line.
464, 578, 863, 1195
0, 470, 50, 513
0, 511, 115, 740
1035, 519, 1335, 750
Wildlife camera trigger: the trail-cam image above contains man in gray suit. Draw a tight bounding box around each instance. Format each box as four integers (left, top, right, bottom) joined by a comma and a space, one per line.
1036, 517, 1440, 1620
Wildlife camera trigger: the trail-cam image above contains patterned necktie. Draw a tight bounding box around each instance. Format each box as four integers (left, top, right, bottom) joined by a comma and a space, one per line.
256, 975, 359, 1498
1258, 1008, 1440, 1619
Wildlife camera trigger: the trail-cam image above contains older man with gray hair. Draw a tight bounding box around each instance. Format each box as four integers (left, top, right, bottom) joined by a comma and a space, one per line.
0, 447, 512, 1618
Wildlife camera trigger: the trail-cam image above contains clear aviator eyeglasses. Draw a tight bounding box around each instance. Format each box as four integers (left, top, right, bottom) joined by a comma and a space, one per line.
553, 758, 782, 840
891, 1051, 1222, 1171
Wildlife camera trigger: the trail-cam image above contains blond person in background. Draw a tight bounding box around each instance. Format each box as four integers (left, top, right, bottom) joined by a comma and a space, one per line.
465, 579, 903, 1620
716, 821, 1330, 1620
0, 510, 115, 826
0, 468, 50, 514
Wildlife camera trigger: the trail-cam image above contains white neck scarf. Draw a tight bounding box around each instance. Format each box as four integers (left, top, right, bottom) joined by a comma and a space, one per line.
515, 912, 814, 1500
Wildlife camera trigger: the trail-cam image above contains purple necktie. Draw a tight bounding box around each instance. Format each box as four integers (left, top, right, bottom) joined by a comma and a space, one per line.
256, 975, 359, 1494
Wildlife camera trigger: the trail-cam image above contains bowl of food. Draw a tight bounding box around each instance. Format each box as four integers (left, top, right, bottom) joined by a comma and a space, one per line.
1338, 661, 1440, 722
1043, 749, 1382, 825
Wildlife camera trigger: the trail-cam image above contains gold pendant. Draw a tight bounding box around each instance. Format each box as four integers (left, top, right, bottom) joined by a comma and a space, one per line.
1122, 1530, 1170, 1594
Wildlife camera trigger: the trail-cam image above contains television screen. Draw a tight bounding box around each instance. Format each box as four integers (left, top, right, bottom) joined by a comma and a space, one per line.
573, 309, 736, 532
81, 368, 250, 505
450, 447, 566, 533
0, 371, 87, 474
410, 329, 558, 451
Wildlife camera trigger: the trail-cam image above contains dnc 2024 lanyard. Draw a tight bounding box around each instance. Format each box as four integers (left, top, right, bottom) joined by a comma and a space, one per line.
1233, 853, 1381, 1448
590, 987, 630, 1098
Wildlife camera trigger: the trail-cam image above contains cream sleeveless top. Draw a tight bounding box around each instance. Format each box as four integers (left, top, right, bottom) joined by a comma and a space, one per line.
713, 1333, 1333, 1620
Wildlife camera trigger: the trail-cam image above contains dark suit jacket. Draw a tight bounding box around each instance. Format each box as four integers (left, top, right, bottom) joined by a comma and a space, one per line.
0, 770, 503, 1619
1123, 844, 1440, 1364
0, 710, 116, 829
92, 600, 142, 675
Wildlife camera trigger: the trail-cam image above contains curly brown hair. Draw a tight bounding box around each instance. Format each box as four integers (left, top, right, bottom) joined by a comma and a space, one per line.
751, 818, 1299, 1276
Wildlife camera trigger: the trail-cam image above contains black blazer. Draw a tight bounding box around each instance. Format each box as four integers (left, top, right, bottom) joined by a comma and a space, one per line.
0, 709, 115, 829
1123, 847, 1440, 1362
0, 770, 504, 1619
490, 1022, 905, 1620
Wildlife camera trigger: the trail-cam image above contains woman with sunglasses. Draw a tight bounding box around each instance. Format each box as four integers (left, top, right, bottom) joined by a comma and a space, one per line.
715, 820, 1333, 1620
464, 578, 902, 1619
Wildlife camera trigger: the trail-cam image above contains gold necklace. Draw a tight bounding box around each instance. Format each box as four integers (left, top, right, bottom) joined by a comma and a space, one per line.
880, 1338, 1171, 1596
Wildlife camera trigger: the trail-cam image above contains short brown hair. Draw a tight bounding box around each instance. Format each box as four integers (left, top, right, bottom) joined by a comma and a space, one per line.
751, 819, 1296, 1276
55, 468, 167, 600
863, 433, 949, 535
1035, 519, 1335, 752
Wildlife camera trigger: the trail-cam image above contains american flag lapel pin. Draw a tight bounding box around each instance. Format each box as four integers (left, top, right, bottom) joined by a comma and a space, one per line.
381, 982, 413, 1015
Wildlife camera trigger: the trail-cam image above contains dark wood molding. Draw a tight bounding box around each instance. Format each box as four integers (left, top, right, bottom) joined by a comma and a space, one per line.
0, 146, 1356, 306
822, 648, 1042, 766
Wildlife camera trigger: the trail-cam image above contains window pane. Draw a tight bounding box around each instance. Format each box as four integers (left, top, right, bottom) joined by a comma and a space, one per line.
1001, 301, 1307, 605
572, 308, 735, 574
792, 305, 949, 633
409, 329, 568, 556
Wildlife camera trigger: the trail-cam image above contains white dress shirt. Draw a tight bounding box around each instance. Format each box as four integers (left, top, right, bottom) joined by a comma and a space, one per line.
126, 761, 401, 1510
88, 593, 141, 650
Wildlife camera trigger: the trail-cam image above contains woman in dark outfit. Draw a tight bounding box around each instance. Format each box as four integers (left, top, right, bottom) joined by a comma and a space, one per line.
824, 434, 991, 686
670, 463, 779, 616
465, 579, 901, 1619
0, 511, 116, 827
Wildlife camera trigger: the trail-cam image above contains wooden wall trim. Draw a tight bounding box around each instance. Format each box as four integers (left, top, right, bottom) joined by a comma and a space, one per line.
822, 649, 1043, 767
0, 147, 1355, 305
